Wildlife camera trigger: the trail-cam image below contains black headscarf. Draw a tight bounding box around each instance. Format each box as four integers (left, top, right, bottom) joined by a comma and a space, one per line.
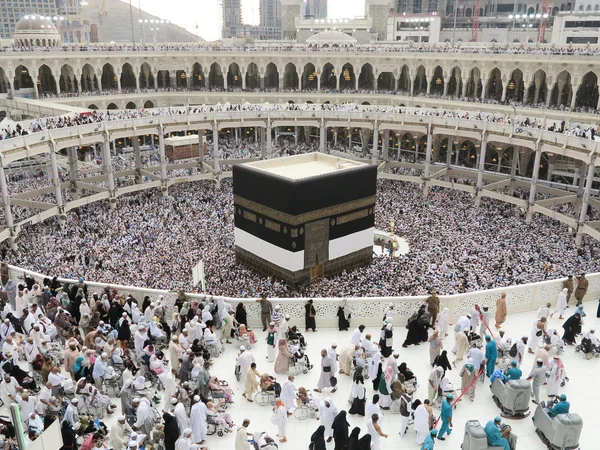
310, 425, 326, 450
235, 303, 247, 326
332, 410, 350, 449
356, 434, 371, 450
162, 412, 179, 450
348, 427, 361, 450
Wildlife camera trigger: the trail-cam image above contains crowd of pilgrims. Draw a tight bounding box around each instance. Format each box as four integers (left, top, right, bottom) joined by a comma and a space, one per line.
0, 263, 586, 450
1, 103, 598, 142
2, 172, 598, 297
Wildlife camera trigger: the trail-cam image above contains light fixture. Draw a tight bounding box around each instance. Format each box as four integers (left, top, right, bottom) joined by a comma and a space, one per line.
435, 77, 442, 85
508, 80, 515, 90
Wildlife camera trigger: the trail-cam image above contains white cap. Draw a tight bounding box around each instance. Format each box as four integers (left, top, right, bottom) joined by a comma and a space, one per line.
193, 395, 200, 401
133, 397, 140, 403
101, 353, 108, 359
389, 303, 393, 307
118, 415, 126, 421
170, 397, 178, 404
275, 305, 281, 310
184, 428, 193, 435
239, 346, 246, 351
128, 441, 137, 448
71, 398, 79, 404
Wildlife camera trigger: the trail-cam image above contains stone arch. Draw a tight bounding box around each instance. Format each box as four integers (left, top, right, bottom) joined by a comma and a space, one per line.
301, 62, 318, 90
209, 63, 224, 90
413, 65, 427, 94
466, 67, 482, 98
37, 64, 57, 95
550, 70, 572, 107
227, 62, 242, 89
107, 103, 118, 110
88, 104, 98, 109
175, 70, 187, 88
398, 65, 410, 92
322, 62, 336, 90
59, 64, 77, 93
576, 71, 599, 108
144, 100, 154, 108
527, 69, 547, 105
126, 101, 137, 109
430, 65, 444, 95
447, 66, 462, 97
264, 62, 279, 90
358, 63, 374, 90
377, 72, 394, 91
283, 62, 299, 90
140, 62, 155, 89
245, 62, 260, 90
156, 70, 170, 88
121, 63, 136, 90
0, 67, 8, 93
339, 63, 356, 90
191, 63, 205, 89
101, 63, 117, 90
506, 68, 524, 102
81, 63, 97, 92
486, 67, 502, 101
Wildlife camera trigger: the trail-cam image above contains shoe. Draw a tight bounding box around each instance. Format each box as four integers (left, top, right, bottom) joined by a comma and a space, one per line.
263, 328, 267, 332
438, 437, 445, 441
326, 437, 332, 443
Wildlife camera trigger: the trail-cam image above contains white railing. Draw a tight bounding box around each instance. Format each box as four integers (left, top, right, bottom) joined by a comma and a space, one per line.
7, 264, 599, 328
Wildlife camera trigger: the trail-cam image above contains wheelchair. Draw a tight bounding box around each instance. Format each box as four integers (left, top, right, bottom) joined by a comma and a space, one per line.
103, 377, 121, 397
293, 401, 318, 420
575, 338, 600, 360
206, 417, 227, 437
288, 357, 309, 376
254, 389, 276, 406
389, 392, 413, 415
206, 342, 222, 358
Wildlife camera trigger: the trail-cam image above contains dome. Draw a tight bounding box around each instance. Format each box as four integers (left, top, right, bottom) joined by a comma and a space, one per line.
306, 30, 357, 45
15, 16, 58, 32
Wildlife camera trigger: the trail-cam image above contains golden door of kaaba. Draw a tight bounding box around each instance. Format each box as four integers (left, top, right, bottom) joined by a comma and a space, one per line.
304, 218, 329, 278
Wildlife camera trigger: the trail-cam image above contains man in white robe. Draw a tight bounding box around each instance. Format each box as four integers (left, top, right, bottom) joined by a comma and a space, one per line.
237, 347, 254, 382
327, 344, 338, 375
552, 289, 568, 319
109, 416, 133, 450
174, 401, 190, 435
318, 398, 338, 442
351, 325, 365, 346
190, 396, 208, 444
0, 374, 18, 406
280, 375, 297, 413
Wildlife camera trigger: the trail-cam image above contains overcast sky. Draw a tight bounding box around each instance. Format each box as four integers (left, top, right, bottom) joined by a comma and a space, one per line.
120, 0, 367, 42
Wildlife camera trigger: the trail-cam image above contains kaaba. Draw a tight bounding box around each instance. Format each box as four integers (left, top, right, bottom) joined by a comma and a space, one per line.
233, 153, 377, 285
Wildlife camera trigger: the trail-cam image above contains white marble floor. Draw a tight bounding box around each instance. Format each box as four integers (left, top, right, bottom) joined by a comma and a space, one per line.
11, 300, 599, 450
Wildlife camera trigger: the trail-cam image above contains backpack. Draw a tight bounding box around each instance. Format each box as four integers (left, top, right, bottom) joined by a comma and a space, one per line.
509, 343, 518, 358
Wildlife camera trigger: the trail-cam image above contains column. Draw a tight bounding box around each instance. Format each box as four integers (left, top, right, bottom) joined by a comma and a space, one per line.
132, 138, 142, 183
279, 76, 284, 92
501, 82, 508, 102
335, 73, 340, 91
55, 76, 61, 95
372, 74, 377, 90
534, 83, 541, 105
546, 84, 553, 106
260, 128, 266, 159
297, 72, 302, 91
423, 128, 433, 195
294, 126, 298, 145
355, 75, 359, 91
461, 79, 468, 97
481, 78, 487, 100
259, 73, 265, 90
0, 163, 14, 230
446, 138, 453, 169
523, 82, 531, 105
320, 124, 326, 153
198, 132, 205, 170
67, 146, 80, 199
266, 124, 272, 157
49, 143, 65, 225
31, 70, 39, 98
316, 73, 321, 92
575, 157, 596, 245
596, 94, 600, 111
97, 73, 103, 92
116, 72, 122, 92
372, 124, 378, 165
525, 144, 542, 224
410, 75, 415, 95
212, 124, 220, 172
134, 73, 140, 90
455, 144, 460, 165
474, 134, 487, 207
570, 83, 577, 108
383, 129, 390, 162
241, 71, 246, 90
414, 140, 420, 163
103, 137, 116, 210
158, 131, 168, 195
443, 80, 449, 97
509, 146, 519, 196
426, 77, 432, 95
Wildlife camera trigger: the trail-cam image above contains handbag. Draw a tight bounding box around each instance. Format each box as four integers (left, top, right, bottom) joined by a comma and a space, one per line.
536, 330, 542, 337
330, 376, 338, 387
323, 366, 331, 373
